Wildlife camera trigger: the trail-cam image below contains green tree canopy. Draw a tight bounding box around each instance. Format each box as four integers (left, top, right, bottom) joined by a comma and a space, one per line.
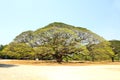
2, 42, 34, 59
109, 40, 120, 61
33, 45, 54, 60
87, 41, 114, 61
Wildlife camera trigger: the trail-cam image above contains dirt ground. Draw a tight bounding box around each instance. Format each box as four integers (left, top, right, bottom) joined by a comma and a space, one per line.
0, 60, 120, 80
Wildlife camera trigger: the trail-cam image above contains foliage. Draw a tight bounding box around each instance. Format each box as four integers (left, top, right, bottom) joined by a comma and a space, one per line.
0, 45, 7, 58
33, 45, 54, 60
0, 45, 4, 51
87, 41, 114, 61
63, 45, 89, 62
1, 43, 34, 59
109, 40, 120, 61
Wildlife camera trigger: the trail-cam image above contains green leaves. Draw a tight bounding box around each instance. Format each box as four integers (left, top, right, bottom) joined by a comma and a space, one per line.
2, 43, 34, 59
87, 41, 114, 61
33, 46, 54, 60
109, 40, 120, 61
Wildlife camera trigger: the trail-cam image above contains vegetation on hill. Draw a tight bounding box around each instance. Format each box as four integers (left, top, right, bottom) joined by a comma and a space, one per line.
0, 22, 119, 63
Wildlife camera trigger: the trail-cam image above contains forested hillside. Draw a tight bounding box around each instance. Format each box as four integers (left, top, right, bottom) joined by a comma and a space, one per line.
0, 22, 119, 62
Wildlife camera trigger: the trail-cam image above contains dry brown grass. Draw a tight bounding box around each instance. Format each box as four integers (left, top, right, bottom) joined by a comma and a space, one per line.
0, 59, 120, 66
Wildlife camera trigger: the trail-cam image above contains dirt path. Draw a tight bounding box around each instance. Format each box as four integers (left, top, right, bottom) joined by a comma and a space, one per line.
0, 64, 120, 80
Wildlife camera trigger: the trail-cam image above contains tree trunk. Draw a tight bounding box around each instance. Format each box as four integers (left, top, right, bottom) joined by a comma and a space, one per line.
54, 53, 63, 63
92, 57, 94, 62
91, 55, 95, 62
56, 58, 62, 63
111, 57, 114, 62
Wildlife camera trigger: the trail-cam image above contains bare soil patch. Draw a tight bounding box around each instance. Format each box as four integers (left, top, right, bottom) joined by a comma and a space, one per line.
0, 60, 120, 80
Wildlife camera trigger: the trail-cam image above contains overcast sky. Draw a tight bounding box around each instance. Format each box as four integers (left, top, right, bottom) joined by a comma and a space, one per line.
0, 0, 120, 45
